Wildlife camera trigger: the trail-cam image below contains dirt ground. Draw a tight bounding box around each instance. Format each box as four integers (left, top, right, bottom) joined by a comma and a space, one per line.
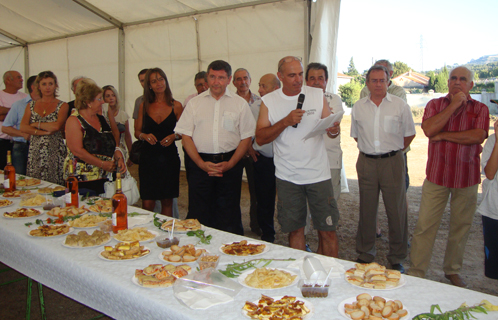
1, 113, 497, 320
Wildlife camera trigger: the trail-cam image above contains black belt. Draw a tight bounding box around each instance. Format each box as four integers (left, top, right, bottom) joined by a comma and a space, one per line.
13, 141, 29, 145
199, 150, 235, 162
361, 150, 399, 159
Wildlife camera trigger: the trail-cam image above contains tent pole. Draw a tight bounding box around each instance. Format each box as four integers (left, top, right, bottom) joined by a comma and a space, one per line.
24, 46, 29, 91
118, 29, 125, 105
195, 18, 201, 72
304, 0, 310, 67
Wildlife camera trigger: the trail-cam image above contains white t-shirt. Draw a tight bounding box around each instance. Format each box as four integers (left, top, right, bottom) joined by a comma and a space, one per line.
350, 93, 415, 155
477, 133, 498, 220
262, 86, 330, 185
0, 90, 28, 140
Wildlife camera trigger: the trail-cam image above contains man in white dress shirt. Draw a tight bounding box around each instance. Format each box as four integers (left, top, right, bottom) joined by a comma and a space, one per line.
350, 65, 415, 272
176, 60, 256, 235
256, 56, 341, 257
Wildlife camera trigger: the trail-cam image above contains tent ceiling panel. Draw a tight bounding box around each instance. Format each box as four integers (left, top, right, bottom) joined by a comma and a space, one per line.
0, 47, 26, 90
29, 39, 71, 101
66, 29, 119, 101
123, 18, 199, 118
0, 33, 21, 49
0, 0, 111, 43
85, 0, 280, 25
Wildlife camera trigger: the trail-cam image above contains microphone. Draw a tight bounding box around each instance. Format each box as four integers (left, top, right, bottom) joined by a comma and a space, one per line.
292, 94, 305, 128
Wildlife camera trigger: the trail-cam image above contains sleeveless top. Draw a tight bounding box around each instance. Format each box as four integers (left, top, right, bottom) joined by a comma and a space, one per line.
64, 112, 116, 181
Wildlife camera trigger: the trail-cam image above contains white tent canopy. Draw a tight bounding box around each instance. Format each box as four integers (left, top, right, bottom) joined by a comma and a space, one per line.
0, 0, 340, 132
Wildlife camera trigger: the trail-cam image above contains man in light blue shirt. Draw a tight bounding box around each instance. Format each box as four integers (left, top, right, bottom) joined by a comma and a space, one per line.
2, 76, 38, 174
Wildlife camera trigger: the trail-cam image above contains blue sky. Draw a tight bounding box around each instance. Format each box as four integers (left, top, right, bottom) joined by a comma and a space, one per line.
336, 0, 498, 73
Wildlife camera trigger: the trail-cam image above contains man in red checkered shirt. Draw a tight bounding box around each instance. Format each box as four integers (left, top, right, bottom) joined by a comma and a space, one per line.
408, 66, 489, 288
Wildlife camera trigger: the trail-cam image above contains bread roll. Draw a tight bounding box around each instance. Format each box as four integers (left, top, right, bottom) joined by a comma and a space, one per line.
356, 293, 372, 301
382, 306, 393, 318
350, 310, 365, 320
397, 309, 408, 318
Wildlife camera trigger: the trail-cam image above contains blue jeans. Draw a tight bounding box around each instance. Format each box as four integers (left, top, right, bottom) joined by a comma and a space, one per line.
12, 141, 29, 175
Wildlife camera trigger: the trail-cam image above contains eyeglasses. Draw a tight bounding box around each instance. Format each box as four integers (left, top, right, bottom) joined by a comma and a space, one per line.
370, 79, 387, 84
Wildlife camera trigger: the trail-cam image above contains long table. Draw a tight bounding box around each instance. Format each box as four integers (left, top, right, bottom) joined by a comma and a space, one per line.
1, 192, 497, 319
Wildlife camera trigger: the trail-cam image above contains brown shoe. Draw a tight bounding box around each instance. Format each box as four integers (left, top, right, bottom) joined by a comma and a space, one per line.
445, 274, 467, 288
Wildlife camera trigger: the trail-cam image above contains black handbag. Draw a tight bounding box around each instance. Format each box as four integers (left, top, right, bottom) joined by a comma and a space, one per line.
129, 140, 143, 164
129, 100, 146, 165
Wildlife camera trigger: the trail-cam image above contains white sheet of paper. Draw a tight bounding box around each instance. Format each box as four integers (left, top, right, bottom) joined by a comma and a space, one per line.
302, 110, 345, 141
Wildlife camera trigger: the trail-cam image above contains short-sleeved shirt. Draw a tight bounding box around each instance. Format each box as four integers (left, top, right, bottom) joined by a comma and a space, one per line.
323, 92, 344, 169
175, 88, 256, 154
2, 95, 32, 143
422, 95, 489, 188
477, 133, 498, 220
0, 90, 28, 140
350, 93, 415, 155
183, 92, 198, 108
263, 86, 330, 185
247, 92, 272, 158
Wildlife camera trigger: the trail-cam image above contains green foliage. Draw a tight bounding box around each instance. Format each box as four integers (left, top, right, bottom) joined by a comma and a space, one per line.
392, 61, 411, 78
346, 57, 359, 76
427, 71, 436, 91
470, 82, 495, 94
434, 66, 449, 93
218, 258, 295, 278
339, 79, 363, 108
412, 302, 488, 320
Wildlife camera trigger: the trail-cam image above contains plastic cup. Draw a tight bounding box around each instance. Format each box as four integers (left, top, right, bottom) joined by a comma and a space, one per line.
303, 255, 327, 280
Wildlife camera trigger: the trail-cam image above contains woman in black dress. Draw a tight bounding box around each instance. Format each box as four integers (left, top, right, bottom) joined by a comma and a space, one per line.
134, 68, 182, 216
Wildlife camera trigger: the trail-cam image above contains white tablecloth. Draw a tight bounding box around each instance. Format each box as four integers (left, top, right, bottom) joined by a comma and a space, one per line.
1, 195, 497, 319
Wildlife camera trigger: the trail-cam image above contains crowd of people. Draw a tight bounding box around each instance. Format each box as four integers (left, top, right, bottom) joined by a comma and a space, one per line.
1, 56, 496, 289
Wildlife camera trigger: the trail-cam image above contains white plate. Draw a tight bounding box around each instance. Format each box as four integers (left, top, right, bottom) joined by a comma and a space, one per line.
219, 241, 269, 256
344, 273, 407, 290
338, 296, 410, 320
131, 275, 173, 289
98, 246, 151, 261
242, 295, 314, 319
160, 225, 203, 234
158, 249, 210, 264
27, 227, 74, 238
20, 203, 49, 208
238, 268, 299, 290
62, 235, 112, 248
2, 209, 44, 219
113, 229, 159, 243
0, 201, 15, 209
68, 218, 110, 229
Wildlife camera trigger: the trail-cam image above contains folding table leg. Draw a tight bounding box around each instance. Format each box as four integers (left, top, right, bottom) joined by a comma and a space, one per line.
26, 278, 32, 320
38, 282, 46, 320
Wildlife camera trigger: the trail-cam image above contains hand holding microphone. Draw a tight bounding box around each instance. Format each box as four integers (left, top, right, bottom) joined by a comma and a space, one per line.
292, 94, 305, 128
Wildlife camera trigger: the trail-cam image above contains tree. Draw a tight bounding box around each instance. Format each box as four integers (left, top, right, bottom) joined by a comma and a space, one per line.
427, 71, 436, 91
346, 57, 359, 77
392, 61, 411, 78
339, 79, 363, 108
434, 66, 449, 93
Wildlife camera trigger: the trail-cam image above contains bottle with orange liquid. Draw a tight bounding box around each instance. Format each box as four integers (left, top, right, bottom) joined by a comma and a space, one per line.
65, 164, 79, 207
4, 150, 16, 192
112, 173, 128, 233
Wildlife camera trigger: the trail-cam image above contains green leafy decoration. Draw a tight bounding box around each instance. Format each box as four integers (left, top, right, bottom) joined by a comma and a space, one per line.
218, 258, 296, 278
186, 230, 212, 244
413, 302, 490, 320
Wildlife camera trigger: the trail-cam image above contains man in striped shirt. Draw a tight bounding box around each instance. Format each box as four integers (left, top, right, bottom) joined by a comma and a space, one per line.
409, 66, 489, 288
